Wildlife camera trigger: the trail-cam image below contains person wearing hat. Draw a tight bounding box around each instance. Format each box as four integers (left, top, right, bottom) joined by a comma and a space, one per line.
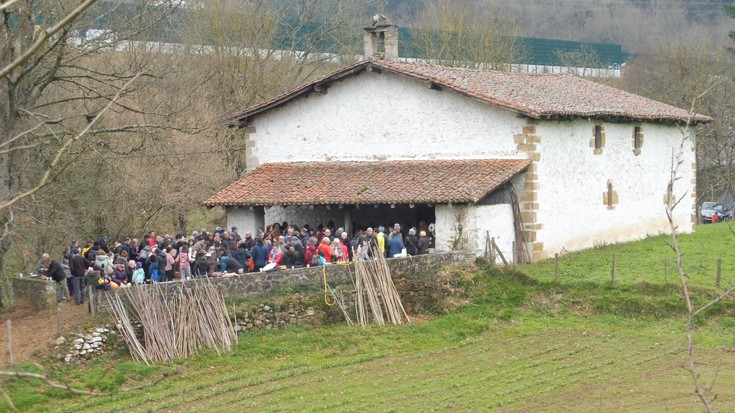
231, 226, 241, 241
376, 226, 386, 257
98, 235, 110, 253
132, 262, 145, 285
69, 240, 80, 255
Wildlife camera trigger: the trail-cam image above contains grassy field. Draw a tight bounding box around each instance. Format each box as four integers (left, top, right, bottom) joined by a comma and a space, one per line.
4, 223, 735, 412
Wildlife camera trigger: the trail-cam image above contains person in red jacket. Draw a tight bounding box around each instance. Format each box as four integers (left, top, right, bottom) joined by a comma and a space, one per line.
317, 237, 332, 263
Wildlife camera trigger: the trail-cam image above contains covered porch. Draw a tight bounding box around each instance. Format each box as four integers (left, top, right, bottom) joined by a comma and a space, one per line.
204, 159, 531, 258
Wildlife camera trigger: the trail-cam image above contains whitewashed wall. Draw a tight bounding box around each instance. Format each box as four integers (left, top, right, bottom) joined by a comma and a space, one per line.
232, 68, 696, 260
534, 120, 695, 255
247, 72, 526, 166
264, 205, 349, 231
227, 207, 266, 234
435, 203, 515, 261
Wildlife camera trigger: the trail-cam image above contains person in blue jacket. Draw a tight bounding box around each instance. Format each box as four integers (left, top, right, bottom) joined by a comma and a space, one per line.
388, 233, 404, 258
251, 239, 269, 272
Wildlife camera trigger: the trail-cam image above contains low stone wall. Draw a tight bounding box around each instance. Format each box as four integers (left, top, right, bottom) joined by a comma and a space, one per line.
92, 251, 476, 314
12, 277, 58, 311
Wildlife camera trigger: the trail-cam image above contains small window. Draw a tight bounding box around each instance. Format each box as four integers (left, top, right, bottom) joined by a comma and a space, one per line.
632, 126, 643, 155
594, 125, 602, 149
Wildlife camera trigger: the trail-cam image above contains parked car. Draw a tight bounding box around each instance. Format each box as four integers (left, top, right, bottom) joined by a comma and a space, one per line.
701, 202, 732, 223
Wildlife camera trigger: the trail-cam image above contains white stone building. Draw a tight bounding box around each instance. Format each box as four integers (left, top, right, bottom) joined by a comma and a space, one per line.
204, 25, 711, 262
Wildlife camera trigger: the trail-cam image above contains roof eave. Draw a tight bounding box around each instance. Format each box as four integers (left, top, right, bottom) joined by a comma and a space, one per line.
201, 158, 532, 207
225, 61, 372, 127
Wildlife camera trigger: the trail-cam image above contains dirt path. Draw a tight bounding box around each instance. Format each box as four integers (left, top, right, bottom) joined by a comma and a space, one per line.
0, 298, 91, 365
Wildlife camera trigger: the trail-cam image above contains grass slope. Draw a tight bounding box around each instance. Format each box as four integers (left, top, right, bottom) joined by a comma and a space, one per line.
4, 223, 735, 412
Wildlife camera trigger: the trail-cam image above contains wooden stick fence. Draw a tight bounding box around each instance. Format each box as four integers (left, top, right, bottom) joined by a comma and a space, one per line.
106, 280, 236, 364
550, 253, 728, 287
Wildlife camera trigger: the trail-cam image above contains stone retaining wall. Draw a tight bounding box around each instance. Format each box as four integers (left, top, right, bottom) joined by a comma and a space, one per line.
92, 251, 476, 314
12, 278, 58, 311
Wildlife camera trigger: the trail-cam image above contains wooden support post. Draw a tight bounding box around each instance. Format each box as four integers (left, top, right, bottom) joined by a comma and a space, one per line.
485, 231, 489, 260
6, 319, 13, 365
56, 303, 62, 337
611, 254, 616, 283
491, 239, 508, 267
717, 258, 722, 288
554, 253, 559, 282
664, 257, 668, 285
512, 241, 516, 264
87, 285, 96, 316
344, 209, 352, 238
490, 237, 496, 263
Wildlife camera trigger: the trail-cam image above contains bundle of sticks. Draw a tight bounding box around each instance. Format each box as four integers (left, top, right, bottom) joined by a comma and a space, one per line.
350, 247, 410, 327
106, 280, 236, 364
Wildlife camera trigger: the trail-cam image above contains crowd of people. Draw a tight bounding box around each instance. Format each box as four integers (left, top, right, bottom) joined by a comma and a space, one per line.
37, 221, 435, 305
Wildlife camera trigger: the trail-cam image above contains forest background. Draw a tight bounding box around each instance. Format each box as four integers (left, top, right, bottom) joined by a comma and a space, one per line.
1, 0, 734, 306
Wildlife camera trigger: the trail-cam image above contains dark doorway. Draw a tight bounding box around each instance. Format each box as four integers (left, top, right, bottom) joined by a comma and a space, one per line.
349, 204, 435, 232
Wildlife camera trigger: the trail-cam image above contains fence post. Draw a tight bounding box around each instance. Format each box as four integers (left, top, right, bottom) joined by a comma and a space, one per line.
87, 285, 96, 316
664, 257, 668, 285
512, 241, 516, 264
485, 231, 490, 260
554, 253, 559, 282
6, 319, 13, 365
490, 237, 496, 263
56, 303, 62, 337
611, 254, 616, 283
717, 258, 722, 288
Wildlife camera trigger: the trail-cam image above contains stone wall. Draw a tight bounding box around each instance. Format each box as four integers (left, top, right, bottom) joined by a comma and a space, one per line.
12, 278, 58, 311
92, 251, 476, 314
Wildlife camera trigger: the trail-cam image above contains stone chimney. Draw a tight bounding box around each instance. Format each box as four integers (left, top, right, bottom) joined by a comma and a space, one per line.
363, 16, 398, 61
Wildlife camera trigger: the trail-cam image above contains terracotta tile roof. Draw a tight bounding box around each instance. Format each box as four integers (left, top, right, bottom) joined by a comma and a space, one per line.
203, 159, 531, 207
227, 59, 712, 125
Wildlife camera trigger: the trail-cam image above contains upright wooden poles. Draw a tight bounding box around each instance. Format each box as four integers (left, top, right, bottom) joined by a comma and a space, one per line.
106, 280, 236, 364
352, 248, 409, 328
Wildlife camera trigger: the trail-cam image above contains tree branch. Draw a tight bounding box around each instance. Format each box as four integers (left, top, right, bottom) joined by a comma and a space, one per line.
693, 285, 735, 317
0, 0, 22, 12
0, 369, 174, 396
0, 0, 99, 80
666, 93, 716, 413
0, 73, 141, 211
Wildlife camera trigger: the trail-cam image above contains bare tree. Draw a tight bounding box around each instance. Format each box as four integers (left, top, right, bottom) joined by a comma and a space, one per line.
411, 0, 523, 69
665, 88, 735, 412
554, 44, 604, 76
0, 0, 185, 304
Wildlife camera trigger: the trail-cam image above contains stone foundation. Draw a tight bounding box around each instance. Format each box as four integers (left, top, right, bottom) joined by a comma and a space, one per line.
92, 251, 476, 314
